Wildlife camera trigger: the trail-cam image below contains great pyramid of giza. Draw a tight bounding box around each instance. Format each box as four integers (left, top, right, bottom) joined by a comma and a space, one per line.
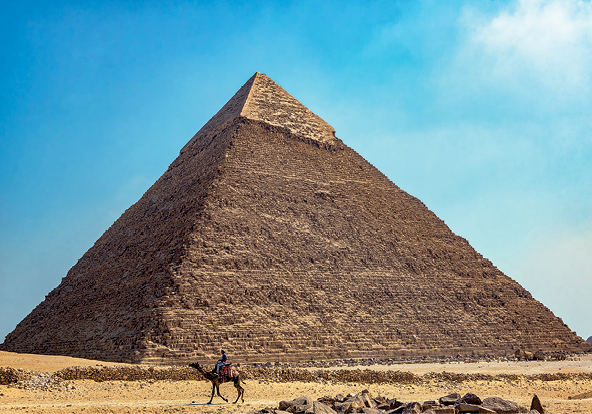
2, 73, 588, 364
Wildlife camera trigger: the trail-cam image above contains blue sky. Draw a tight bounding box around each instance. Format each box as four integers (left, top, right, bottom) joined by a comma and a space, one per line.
1, 0, 591, 343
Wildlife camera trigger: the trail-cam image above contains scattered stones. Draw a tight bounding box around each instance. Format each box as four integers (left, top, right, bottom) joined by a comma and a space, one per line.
250, 390, 535, 414
0, 367, 19, 385
4, 363, 592, 388
0, 368, 66, 391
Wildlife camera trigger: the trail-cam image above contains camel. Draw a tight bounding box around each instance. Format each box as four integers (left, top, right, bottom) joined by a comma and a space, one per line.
189, 362, 245, 404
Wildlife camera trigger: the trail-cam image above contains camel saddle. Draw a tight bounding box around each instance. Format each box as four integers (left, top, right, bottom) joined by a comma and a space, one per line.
215, 364, 237, 378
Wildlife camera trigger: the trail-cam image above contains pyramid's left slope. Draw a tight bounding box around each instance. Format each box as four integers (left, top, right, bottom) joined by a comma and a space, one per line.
0, 114, 237, 362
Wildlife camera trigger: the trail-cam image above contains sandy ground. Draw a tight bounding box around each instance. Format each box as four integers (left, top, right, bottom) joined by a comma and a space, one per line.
2, 351, 592, 414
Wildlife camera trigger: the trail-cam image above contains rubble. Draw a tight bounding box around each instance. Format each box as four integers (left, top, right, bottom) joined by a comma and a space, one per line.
253, 390, 530, 414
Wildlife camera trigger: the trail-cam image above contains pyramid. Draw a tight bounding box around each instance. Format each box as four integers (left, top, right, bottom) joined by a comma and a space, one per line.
2, 73, 588, 364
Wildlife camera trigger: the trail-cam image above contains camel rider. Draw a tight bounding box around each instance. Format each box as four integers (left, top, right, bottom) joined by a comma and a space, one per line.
215, 349, 227, 375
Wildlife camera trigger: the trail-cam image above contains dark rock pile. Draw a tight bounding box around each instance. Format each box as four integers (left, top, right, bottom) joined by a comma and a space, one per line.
255, 351, 585, 370
0, 367, 66, 391
0, 367, 20, 385
253, 390, 543, 414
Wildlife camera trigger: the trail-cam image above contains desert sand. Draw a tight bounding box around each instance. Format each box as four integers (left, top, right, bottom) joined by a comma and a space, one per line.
1, 351, 592, 413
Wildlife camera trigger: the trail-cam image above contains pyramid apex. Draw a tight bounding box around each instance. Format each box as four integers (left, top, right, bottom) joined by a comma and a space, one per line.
182, 73, 337, 153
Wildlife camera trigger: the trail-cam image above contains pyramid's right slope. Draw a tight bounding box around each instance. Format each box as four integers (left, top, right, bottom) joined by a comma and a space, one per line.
3, 72, 586, 364
164, 74, 584, 361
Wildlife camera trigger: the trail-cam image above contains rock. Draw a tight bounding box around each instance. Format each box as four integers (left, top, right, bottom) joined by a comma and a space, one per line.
482, 396, 527, 413
530, 394, 544, 414
387, 398, 402, 410
279, 400, 296, 411
587, 336, 592, 343
527, 411, 540, 414
455, 403, 496, 413
514, 349, 533, 360
333, 402, 352, 414
313, 401, 337, 414
439, 393, 461, 406
402, 402, 421, 414
431, 408, 455, 414
533, 350, 545, 360
374, 395, 387, 405
458, 393, 482, 405
350, 395, 367, 412
294, 396, 314, 406
360, 393, 377, 408
280, 395, 313, 413
319, 395, 337, 404
361, 408, 382, 414
335, 394, 346, 403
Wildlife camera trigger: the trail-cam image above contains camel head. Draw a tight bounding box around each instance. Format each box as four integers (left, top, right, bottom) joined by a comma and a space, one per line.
189, 362, 203, 371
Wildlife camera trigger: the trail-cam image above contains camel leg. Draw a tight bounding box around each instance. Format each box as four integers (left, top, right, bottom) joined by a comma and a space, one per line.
207, 383, 216, 404
216, 383, 228, 403
233, 379, 244, 404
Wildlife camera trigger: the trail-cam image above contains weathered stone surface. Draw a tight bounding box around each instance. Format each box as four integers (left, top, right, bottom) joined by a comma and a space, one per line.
387, 399, 402, 410
515, 349, 534, 360
313, 401, 337, 414
458, 393, 482, 405
401, 402, 421, 414
350, 395, 367, 412
431, 408, 456, 414
530, 394, 544, 414
279, 400, 296, 411
280, 395, 313, 413
362, 408, 383, 414
482, 396, 527, 413
1, 72, 588, 364
360, 393, 377, 408
455, 403, 495, 413
334, 401, 352, 414
439, 393, 461, 406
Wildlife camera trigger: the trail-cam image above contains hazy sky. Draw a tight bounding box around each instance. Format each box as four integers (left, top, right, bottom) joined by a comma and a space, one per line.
1, 0, 591, 343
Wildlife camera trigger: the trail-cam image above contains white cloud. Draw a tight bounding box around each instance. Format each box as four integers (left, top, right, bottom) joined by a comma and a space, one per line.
461, 0, 592, 99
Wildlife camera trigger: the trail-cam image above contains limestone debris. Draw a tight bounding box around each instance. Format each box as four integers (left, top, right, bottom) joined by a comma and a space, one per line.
265, 391, 529, 414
